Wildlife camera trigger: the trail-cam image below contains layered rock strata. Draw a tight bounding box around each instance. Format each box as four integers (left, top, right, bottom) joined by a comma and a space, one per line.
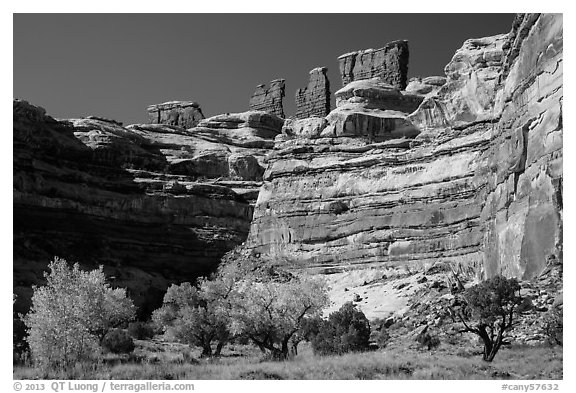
13, 101, 282, 315
405, 76, 447, 96
338, 40, 409, 89
147, 101, 205, 128
294, 67, 331, 119
477, 13, 563, 278
249, 79, 286, 118
246, 15, 562, 281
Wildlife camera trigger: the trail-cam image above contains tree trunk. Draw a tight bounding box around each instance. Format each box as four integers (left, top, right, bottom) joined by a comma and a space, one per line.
478, 327, 494, 362
200, 344, 212, 358
214, 341, 225, 357
485, 331, 504, 362
290, 341, 299, 356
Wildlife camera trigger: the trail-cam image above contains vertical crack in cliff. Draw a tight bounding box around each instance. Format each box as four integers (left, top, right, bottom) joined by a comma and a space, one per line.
513, 120, 531, 196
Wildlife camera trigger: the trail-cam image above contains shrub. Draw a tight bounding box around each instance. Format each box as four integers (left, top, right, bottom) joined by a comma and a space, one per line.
102, 329, 135, 354
449, 275, 521, 361
310, 302, 371, 356
127, 322, 155, 340
24, 257, 136, 370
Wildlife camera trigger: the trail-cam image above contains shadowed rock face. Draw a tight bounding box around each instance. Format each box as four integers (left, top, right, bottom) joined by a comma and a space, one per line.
338, 40, 409, 89
13, 103, 282, 316
249, 79, 286, 118
147, 101, 205, 129
246, 14, 562, 281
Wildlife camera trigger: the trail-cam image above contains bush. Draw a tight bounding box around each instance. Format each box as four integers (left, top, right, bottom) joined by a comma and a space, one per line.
102, 329, 135, 354
127, 322, 155, 340
310, 302, 371, 356
24, 257, 136, 370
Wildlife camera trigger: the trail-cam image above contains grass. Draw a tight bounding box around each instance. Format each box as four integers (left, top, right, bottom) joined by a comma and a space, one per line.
13, 340, 563, 380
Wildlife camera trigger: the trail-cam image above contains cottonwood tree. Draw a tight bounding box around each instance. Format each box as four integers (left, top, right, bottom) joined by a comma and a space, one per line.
230, 276, 329, 360
24, 257, 136, 369
449, 275, 522, 361
152, 278, 233, 357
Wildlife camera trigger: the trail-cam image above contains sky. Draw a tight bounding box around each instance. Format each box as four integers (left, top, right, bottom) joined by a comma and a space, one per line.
13, 14, 515, 125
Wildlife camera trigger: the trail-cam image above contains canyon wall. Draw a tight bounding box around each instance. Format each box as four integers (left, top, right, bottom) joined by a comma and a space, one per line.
294, 67, 331, 119
249, 79, 286, 118
246, 14, 562, 280
13, 102, 282, 315
13, 13, 562, 318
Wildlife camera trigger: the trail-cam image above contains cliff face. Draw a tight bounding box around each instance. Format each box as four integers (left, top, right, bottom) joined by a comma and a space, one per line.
147, 101, 205, 129
13, 14, 562, 319
13, 102, 281, 314
246, 13, 562, 281
295, 67, 331, 119
249, 79, 286, 118
338, 40, 409, 89
478, 13, 563, 278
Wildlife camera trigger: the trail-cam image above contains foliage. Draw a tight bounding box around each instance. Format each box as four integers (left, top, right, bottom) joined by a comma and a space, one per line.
102, 329, 135, 354
543, 307, 563, 346
229, 274, 329, 360
24, 257, 136, 370
127, 322, 155, 340
152, 278, 233, 357
309, 302, 371, 356
449, 275, 521, 361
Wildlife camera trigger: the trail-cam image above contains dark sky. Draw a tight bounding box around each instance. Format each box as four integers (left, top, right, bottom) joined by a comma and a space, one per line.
13, 14, 515, 125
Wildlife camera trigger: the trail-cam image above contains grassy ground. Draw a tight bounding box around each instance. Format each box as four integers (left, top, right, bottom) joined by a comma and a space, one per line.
14, 340, 562, 380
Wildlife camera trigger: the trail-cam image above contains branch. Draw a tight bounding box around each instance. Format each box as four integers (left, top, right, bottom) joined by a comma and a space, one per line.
455, 310, 477, 334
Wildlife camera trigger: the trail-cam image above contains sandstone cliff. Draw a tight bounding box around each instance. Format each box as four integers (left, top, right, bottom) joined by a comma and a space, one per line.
13, 102, 282, 315
295, 67, 331, 119
13, 14, 562, 324
249, 79, 286, 118
246, 14, 562, 285
147, 101, 205, 129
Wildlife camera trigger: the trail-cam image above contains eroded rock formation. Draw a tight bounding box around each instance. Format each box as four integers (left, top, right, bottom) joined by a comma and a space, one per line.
338, 40, 409, 89
295, 67, 331, 119
249, 79, 286, 118
246, 15, 562, 282
147, 101, 205, 129
13, 14, 562, 323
